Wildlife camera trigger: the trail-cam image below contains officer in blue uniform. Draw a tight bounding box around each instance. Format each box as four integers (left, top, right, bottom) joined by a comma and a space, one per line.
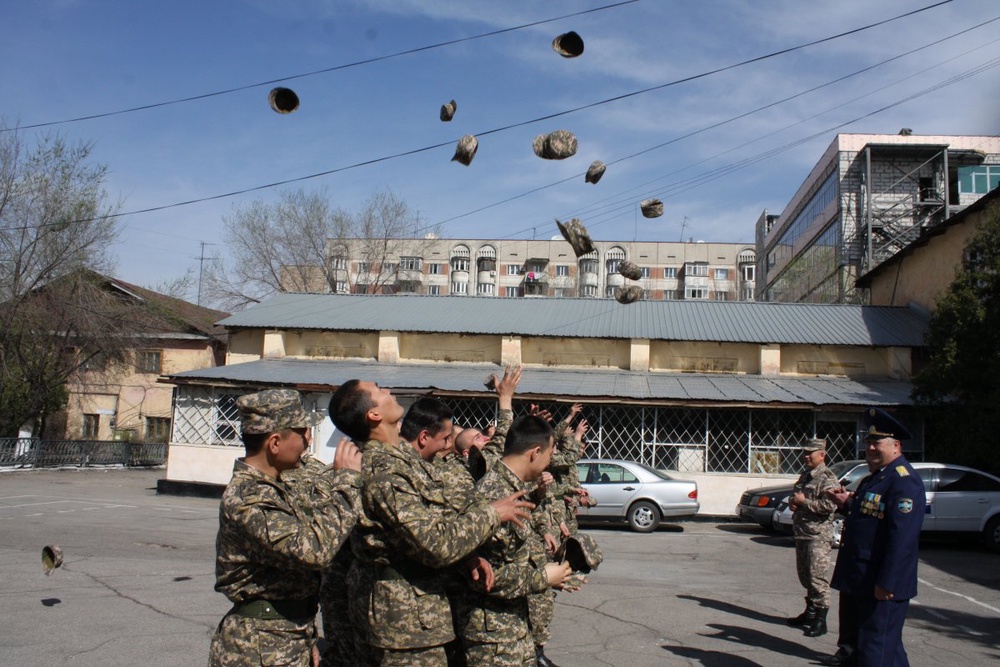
824, 408, 925, 667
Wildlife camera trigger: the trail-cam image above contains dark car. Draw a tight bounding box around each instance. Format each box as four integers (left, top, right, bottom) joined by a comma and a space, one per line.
736, 459, 868, 529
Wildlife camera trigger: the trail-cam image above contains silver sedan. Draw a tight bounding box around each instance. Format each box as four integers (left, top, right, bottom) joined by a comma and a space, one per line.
576, 458, 699, 533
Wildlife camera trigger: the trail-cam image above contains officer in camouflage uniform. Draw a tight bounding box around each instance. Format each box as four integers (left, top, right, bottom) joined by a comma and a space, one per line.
787, 438, 839, 638
328, 382, 534, 667
457, 415, 573, 667
209, 389, 362, 667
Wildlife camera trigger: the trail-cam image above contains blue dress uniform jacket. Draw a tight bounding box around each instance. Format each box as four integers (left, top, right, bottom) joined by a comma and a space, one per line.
831, 455, 925, 600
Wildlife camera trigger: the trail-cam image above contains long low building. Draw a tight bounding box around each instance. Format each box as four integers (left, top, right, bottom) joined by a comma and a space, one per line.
162, 293, 928, 506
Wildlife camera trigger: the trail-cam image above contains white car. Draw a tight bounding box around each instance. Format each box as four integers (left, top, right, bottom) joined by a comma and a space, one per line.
774, 463, 1000, 551
576, 459, 699, 533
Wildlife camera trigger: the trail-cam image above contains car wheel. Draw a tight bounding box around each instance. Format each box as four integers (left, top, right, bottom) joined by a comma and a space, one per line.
628, 500, 660, 533
983, 515, 1000, 553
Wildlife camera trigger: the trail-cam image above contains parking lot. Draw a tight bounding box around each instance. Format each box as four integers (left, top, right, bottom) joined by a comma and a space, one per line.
1, 468, 998, 666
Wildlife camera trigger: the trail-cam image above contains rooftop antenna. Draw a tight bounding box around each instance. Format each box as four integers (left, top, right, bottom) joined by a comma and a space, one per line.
197, 241, 217, 305
679, 216, 689, 242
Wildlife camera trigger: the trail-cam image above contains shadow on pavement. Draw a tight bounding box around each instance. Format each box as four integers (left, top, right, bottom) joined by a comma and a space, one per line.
677, 594, 788, 626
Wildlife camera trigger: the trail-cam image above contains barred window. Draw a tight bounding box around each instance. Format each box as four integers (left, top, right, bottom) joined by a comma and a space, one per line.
137, 350, 162, 373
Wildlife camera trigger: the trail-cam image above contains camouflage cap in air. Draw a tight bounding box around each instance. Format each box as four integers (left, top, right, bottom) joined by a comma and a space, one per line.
237, 388, 323, 435
618, 260, 642, 281
585, 160, 606, 184
42, 545, 63, 575
440, 99, 457, 122
452, 134, 478, 166
640, 199, 664, 218
616, 285, 643, 304
555, 533, 603, 573
556, 217, 595, 257
268, 87, 300, 114
802, 437, 827, 452
552, 31, 585, 58
533, 130, 578, 160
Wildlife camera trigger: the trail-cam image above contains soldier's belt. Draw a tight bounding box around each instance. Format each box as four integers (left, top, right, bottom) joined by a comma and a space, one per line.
231, 597, 318, 621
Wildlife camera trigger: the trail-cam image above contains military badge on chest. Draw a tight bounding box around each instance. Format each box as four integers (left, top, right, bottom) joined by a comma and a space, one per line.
860, 491, 885, 519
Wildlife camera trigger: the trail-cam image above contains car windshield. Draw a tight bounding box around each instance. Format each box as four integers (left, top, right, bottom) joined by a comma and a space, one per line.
632, 461, 675, 481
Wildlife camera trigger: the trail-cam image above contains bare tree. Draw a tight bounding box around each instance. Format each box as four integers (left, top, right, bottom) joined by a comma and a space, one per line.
0, 123, 134, 435
205, 187, 432, 310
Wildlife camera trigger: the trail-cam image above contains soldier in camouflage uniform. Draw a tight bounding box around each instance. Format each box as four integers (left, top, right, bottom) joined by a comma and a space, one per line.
327, 382, 534, 667
787, 438, 840, 638
209, 389, 362, 667
457, 414, 574, 667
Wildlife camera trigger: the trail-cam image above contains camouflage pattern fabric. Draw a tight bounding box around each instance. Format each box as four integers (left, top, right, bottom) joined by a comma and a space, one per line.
210, 459, 361, 667
796, 538, 834, 609
792, 463, 840, 541
465, 408, 512, 483
236, 388, 323, 435
456, 463, 550, 665
350, 439, 501, 655
527, 589, 555, 647
433, 451, 477, 503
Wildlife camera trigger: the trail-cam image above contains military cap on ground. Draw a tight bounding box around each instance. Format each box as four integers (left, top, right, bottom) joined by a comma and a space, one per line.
237, 388, 323, 435
803, 438, 827, 452
861, 407, 912, 441
42, 544, 63, 575
555, 534, 603, 573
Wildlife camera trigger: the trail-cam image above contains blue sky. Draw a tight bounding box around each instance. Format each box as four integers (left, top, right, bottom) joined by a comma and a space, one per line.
5, 0, 999, 298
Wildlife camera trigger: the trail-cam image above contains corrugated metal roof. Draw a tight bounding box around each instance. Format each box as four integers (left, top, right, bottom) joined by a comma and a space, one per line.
166, 358, 914, 407
217, 294, 928, 347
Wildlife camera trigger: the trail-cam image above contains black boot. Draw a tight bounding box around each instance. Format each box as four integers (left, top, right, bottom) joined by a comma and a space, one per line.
804, 607, 829, 637
820, 646, 856, 666
536, 645, 560, 667
787, 603, 816, 627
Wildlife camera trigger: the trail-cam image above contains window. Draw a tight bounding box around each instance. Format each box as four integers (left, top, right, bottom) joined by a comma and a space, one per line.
742, 265, 756, 282
685, 263, 708, 277
580, 285, 597, 297
592, 463, 639, 484
451, 257, 469, 272
427, 285, 441, 295
476, 257, 496, 272
334, 281, 348, 294
937, 467, 1000, 492
713, 291, 730, 301
742, 286, 755, 301
664, 267, 677, 279
351, 283, 371, 294
556, 265, 569, 277
398, 281, 421, 293
215, 393, 240, 443
507, 264, 522, 276
82, 414, 100, 438
553, 288, 568, 297
527, 263, 546, 274
685, 287, 707, 299
958, 165, 1000, 195
451, 281, 468, 295
505, 286, 519, 297
382, 262, 398, 274
662, 290, 678, 300
579, 259, 598, 274
477, 283, 494, 295
145, 417, 171, 442
329, 256, 347, 270
714, 268, 729, 280
79, 352, 106, 372
137, 350, 162, 373
640, 267, 651, 278
605, 285, 618, 298
606, 259, 622, 274
428, 263, 443, 275
399, 256, 422, 271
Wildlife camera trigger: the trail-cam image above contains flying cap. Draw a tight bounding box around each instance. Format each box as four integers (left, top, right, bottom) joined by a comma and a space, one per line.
615, 285, 643, 304
533, 130, 578, 160
585, 160, 607, 184
556, 218, 595, 257
618, 261, 642, 281
452, 134, 478, 166
640, 199, 664, 218
552, 31, 585, 58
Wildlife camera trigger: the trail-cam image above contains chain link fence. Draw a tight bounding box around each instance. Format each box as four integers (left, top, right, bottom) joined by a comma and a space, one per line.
0, 438, 166, 469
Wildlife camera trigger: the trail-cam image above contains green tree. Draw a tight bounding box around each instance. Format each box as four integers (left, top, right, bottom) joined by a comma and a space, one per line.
0, 122, 128, 436
912, 200, 1000, 471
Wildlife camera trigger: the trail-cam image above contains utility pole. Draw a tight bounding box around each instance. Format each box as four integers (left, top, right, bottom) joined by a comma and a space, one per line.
679, 216, 689, 242
197, 241, 216, 306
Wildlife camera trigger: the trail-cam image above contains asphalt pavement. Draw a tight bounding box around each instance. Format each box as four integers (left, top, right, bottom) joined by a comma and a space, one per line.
1, 468, 998, 666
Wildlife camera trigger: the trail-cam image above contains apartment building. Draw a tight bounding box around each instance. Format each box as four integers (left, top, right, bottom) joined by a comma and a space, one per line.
757, 133, 1000, 304
299, 237, 757, 301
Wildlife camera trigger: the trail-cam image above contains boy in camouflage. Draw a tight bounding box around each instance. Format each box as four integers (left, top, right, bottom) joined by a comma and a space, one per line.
457, 415, 573, 667
209, 388, 362, 667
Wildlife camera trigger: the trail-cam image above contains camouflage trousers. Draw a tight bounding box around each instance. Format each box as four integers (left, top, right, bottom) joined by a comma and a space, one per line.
209, 612, 315, 667
795, 538, 832, 609
464, 636, 534, 667
372, 645, 448, 667
527, 589, 555, 646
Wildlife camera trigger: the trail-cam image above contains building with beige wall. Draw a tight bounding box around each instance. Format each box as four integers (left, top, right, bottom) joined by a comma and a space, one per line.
163, 294, 927, 499
857, 187, 999, 311
47, 277, 228, 443
289, 237, 757, 302
757, 133, 1000, 304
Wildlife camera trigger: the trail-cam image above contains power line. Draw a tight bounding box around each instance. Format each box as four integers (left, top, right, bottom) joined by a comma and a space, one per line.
4, 1, 639, 132
14, 0, 956, 233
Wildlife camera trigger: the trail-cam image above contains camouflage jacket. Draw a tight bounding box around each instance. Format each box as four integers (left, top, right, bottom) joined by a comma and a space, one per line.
214, 458, 361, 605
433, 451, 477, 504
457, 461, 550, 644
466, 408, 513, 482
792, 463, 840, 540
351, 439, 501, 649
